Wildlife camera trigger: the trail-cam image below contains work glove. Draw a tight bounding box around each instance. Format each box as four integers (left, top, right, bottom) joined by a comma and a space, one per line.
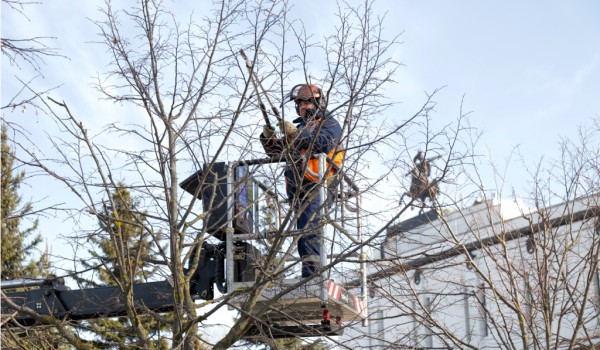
263, 125, 276, 138
278, 120, 297, 136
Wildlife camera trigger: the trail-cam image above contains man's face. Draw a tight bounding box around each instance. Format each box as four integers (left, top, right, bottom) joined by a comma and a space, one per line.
297, 100, 317, 118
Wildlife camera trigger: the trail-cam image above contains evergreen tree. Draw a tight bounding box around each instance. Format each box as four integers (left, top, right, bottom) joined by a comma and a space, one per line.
75, 184, 169, 349
1, 124, 71, 349
1, 123, 42, 280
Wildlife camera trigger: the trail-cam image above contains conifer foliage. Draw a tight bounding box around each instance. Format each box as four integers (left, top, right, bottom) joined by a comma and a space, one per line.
0, 124, 66, 349
1, 124, 42, 280
75, 184, 169, 349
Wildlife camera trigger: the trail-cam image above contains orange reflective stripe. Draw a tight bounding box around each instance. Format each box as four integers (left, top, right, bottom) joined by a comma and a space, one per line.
302, 148, 344, 182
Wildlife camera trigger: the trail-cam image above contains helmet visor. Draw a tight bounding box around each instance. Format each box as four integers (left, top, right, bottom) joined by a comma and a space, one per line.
290, 84, 320, 102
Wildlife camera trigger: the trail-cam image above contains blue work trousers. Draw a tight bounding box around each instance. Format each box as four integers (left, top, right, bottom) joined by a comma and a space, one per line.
286, 172, 336, 278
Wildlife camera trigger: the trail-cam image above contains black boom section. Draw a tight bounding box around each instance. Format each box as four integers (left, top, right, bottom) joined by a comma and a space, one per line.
61, 281, 175, 319
4, 280, 175, 326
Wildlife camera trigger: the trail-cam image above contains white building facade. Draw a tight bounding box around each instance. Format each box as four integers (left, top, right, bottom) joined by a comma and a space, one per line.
344, 195, 600, 349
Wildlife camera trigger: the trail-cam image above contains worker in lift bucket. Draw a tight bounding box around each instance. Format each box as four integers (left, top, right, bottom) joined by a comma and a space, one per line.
260, 83, 344, 278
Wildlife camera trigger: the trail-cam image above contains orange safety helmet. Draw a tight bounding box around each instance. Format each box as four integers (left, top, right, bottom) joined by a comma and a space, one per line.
287, 83, 327, 113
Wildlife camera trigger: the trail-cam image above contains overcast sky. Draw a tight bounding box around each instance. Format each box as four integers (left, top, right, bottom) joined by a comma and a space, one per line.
2, 0, 600, 270
4, 0, 599, 183
392, 1, 600, 158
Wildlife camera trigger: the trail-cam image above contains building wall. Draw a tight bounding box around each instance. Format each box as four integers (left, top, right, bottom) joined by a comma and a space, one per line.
344, 195, 600, 349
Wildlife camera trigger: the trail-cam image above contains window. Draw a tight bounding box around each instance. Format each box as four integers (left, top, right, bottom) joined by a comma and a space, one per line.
464, 290, 472, 343
424, 296, 434, 348
476, 286, 489, 337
